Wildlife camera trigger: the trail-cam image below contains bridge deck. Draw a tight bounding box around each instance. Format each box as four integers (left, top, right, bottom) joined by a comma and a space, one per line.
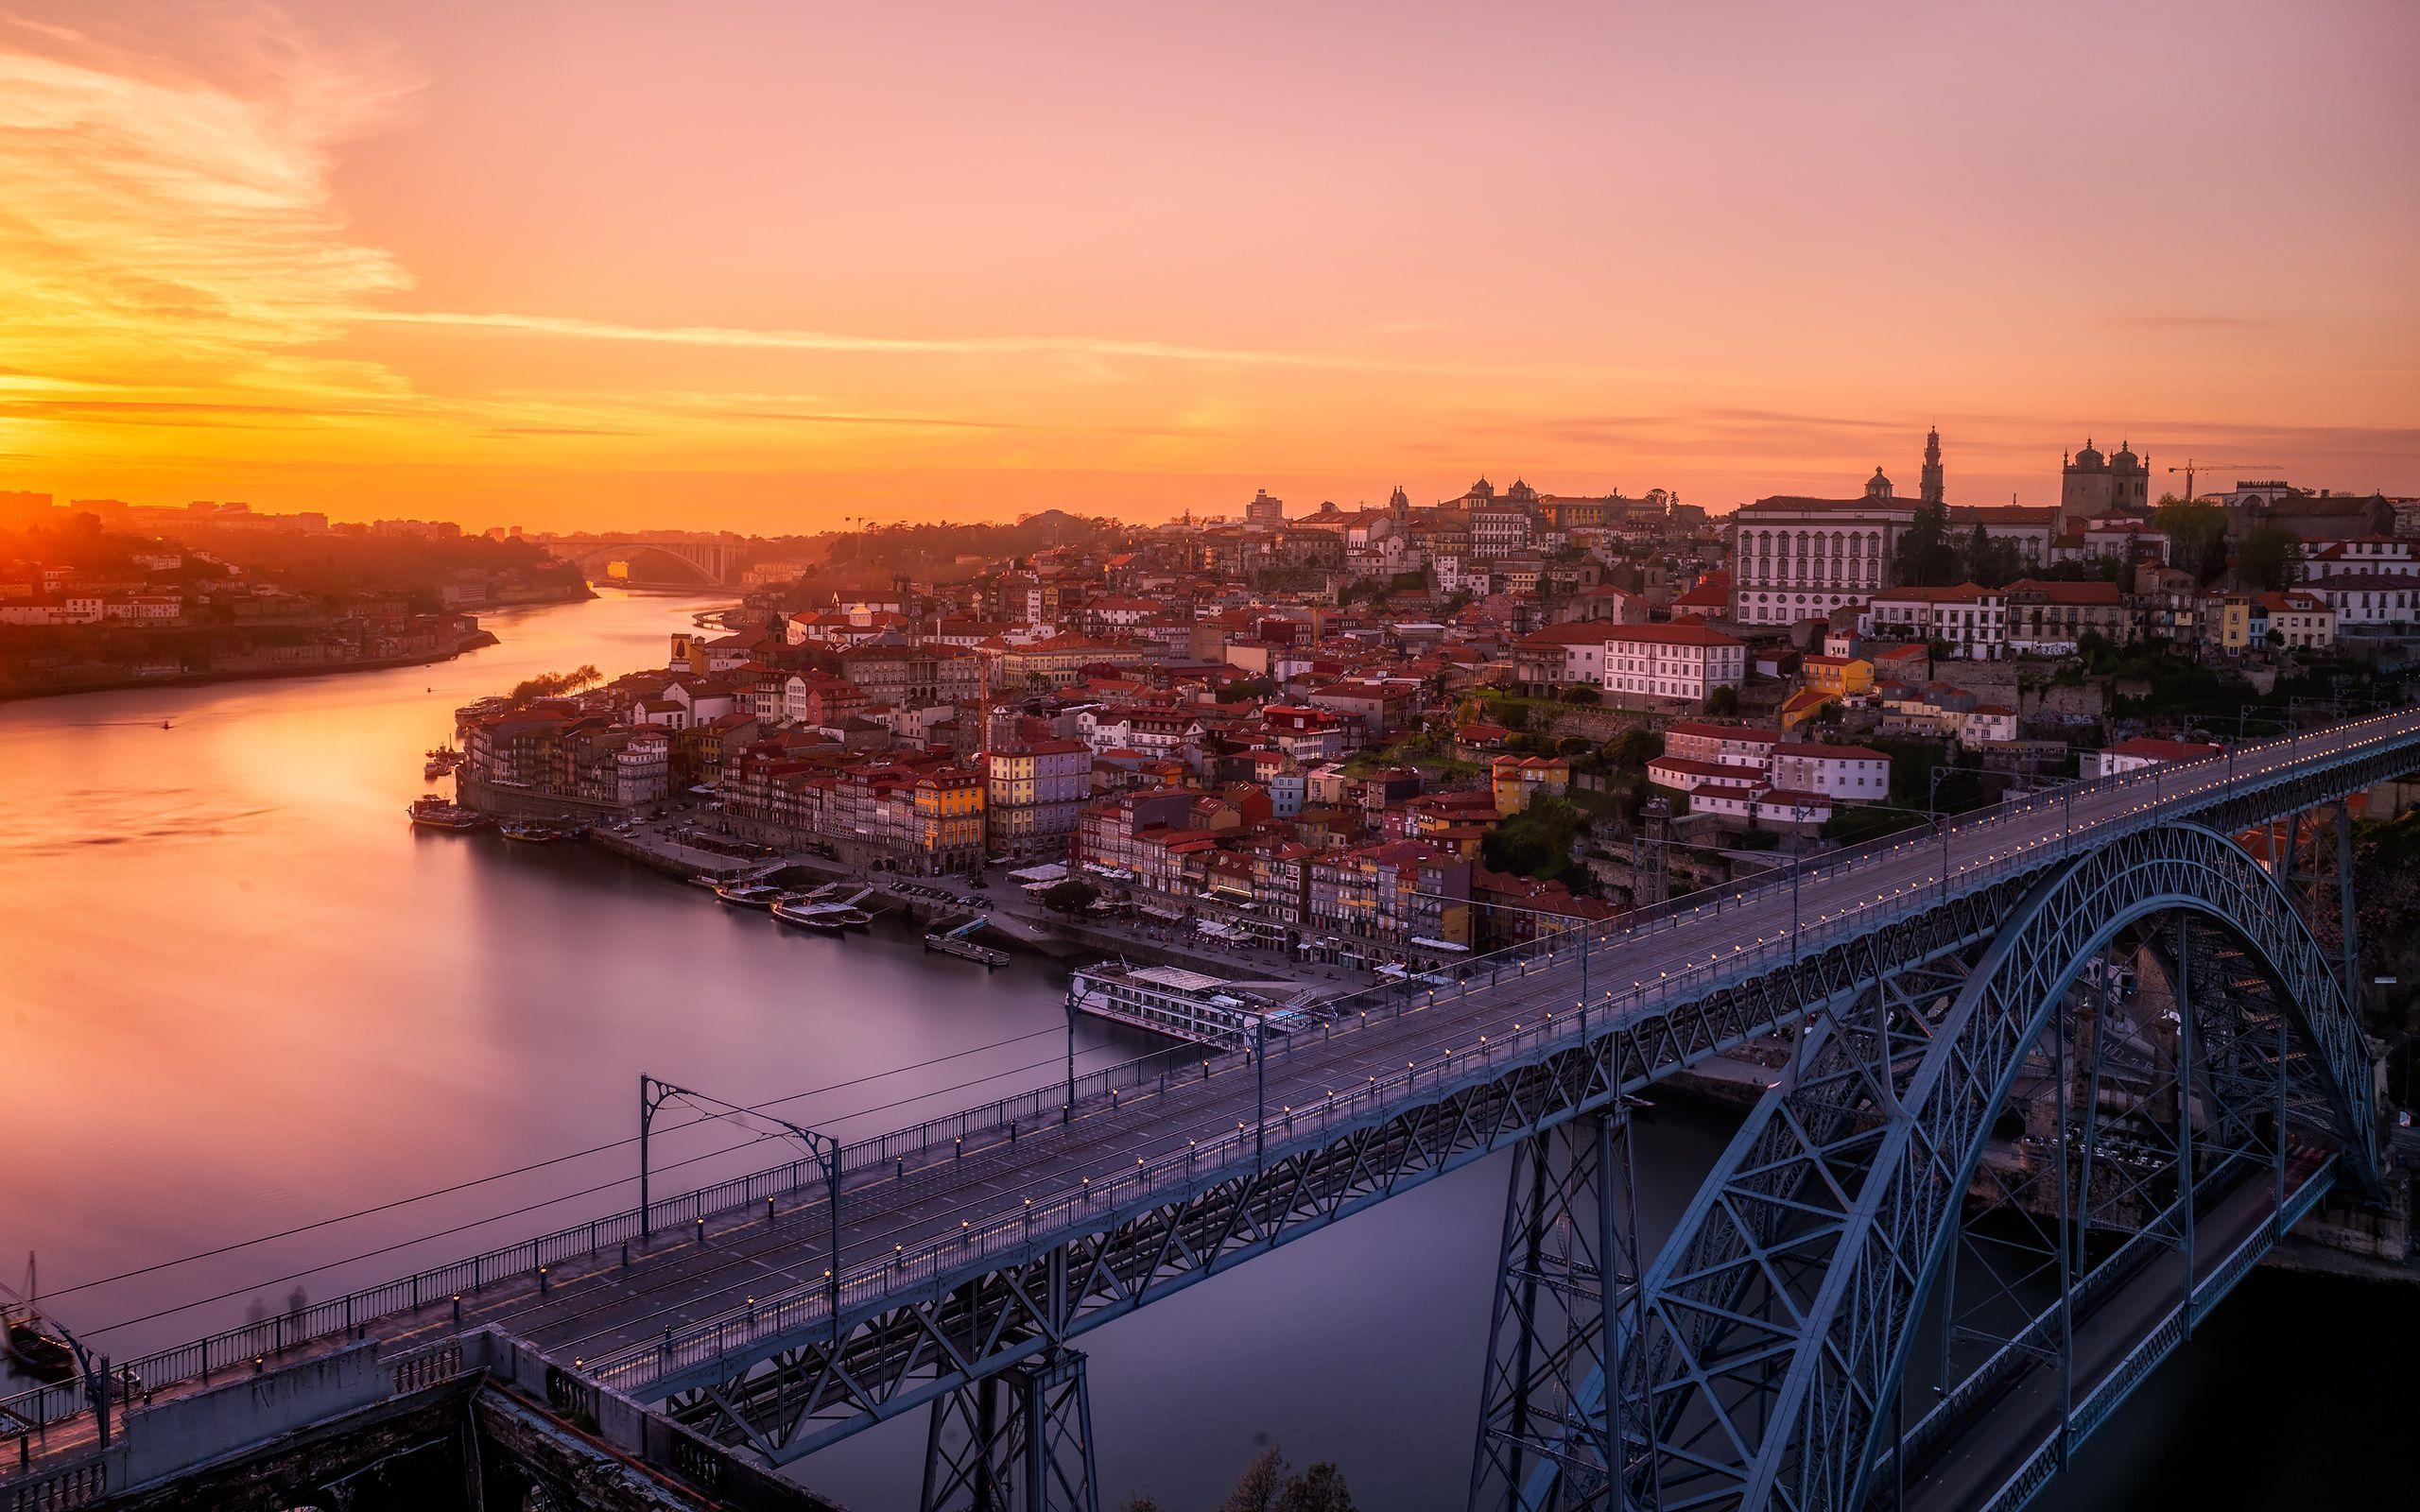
8, 710, 2412, 1479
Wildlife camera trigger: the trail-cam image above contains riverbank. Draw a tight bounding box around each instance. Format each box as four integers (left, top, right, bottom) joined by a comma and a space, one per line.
0, 629, 503, 705
583, 819, 1357, 984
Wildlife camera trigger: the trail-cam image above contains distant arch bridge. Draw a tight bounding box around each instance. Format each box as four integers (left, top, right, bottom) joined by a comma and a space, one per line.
555, 538, 740, 587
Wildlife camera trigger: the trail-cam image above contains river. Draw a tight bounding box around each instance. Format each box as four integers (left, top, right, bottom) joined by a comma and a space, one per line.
0, 590, 2401, 1509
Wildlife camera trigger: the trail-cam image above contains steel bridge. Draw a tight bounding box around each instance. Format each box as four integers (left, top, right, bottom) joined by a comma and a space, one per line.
8, 710, 2415, 1512
554, 537, 740, 586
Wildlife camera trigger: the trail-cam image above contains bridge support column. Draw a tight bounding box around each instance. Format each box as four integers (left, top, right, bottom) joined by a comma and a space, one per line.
1469, 1111, 1639, 1512
921, 1347, 1099, 1512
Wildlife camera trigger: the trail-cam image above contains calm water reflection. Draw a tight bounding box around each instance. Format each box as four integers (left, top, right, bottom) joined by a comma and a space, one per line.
0, 591, 2389, 1509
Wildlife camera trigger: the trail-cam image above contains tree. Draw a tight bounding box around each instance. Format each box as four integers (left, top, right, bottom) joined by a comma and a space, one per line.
1893, 499, 1958, 585
1604, 723, 1662, 771
510, 663, 601, 703
1214, 1447, 1357, 1512
1220, 1448, 1289, 1512
2151, 494, 2229, 583
2238, 524, 2304, 592
1039, 879, 1099, 917
1706, 684, 1739, 716
1957, 524, 2023, 588
1278, 1463, 1357, 1512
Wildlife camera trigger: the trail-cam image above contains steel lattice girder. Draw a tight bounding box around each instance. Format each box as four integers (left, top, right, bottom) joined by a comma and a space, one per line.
1625, 823, 2378, 1512
662, 888, 2032, 1462
921, 1347, 1099, 1512
1470, 1114, 1642, 1512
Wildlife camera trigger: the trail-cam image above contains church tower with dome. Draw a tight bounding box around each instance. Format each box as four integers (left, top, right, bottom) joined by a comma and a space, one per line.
2060, 437, 2151, 524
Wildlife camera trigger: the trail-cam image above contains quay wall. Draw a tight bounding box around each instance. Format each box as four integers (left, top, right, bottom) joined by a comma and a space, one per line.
582, 826, 1307, 981
458, 774, 634, 824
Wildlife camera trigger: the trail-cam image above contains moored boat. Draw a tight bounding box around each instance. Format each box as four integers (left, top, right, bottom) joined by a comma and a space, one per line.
406, 795, 487, 831
499, 821, 562, 843
715, 882, 786, 910
3, 1255, 77, 1384
771, 899, 852, 932
3, 1314, 75, 1383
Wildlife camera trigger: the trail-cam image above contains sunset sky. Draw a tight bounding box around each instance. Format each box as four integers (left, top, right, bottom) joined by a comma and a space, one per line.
1, 0, 2414, 534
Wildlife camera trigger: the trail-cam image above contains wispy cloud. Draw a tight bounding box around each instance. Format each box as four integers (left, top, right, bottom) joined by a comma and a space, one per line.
355, 307, 1536, 379
0, 10, 417, 411
2111, 314, 2276, 332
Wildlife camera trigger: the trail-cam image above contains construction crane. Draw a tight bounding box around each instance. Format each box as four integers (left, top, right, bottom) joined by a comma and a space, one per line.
2167, 458, 2282, 505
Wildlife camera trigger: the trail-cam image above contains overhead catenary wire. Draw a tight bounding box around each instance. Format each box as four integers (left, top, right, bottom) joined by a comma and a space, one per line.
43, 1022, 1073, 1304
77, 1032, 1136, 1339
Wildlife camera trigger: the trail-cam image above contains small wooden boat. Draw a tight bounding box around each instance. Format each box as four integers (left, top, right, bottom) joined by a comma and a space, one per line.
407, 796, 487, 831
3, 1256, 77, 1384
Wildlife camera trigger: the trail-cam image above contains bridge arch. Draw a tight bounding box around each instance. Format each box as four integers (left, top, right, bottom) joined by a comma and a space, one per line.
1627, 821, 2377, 1512
559, 541, 733, 586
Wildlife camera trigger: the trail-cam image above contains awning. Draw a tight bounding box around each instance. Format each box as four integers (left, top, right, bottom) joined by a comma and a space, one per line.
1137, 902, 1185, 920
1010, 862, 1068, 884
1410, 936, 1471, 953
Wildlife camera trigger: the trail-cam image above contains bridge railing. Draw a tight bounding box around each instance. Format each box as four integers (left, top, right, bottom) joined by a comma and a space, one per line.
582, 710, 2420, 1392
16, 713, 2414, 1435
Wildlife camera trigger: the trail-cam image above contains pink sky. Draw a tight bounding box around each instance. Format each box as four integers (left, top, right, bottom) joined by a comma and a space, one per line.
1, 0, 2414, 532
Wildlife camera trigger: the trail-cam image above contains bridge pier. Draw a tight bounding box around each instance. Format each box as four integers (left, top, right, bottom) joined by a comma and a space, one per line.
920, 1347, 1098, 1512
1469, 1111, 1639, 1512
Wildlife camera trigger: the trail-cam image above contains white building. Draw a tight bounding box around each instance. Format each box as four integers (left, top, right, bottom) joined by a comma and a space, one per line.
1868, 584, 2007, 660
1960, 705, 2019, 745
1661, 721, 1782, 769
2304, 573, 2416, 629
1599, 622, 1747, 707
2300, 538, 2418, 580
2086, 737, 2221, 779
1753, 790, 1834, 832
1469, 503, 1535, 559
1727, 476, 1916, 627
1768, 743, 1892, 802
615, 730, 671, 807
2252, 592, 2335, 649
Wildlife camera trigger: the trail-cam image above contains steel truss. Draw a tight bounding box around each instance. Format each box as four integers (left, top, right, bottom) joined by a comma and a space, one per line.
921, 1347, 1098, 1512
1471, 1113, 1643, 1512
662, 887, 2029, 1464
1624, 822, 2378, 1512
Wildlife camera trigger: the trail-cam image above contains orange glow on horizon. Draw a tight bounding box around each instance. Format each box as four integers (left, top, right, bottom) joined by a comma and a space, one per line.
1, 1, 2415, 535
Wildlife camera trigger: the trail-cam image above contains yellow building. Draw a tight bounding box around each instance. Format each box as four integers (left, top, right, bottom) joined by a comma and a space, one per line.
911, 766, 986, 874
2202, 592, 2251, 654
1491, 755, 1570, 816
1779, 686, 1836, 731
1801, 654, 1873, 697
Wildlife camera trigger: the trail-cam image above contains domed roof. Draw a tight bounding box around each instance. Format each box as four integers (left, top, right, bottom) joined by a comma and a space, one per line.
2111, 439, 2138, 467
2075, 438, 2104, 469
